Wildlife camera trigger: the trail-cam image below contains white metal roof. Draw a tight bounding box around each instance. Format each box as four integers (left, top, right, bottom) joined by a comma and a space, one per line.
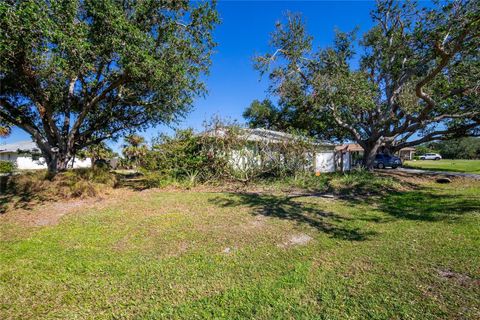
203, 127, 335, 149
0, 140, 40, 154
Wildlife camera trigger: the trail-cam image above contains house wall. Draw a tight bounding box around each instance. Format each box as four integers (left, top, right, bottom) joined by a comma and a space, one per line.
71, 158, 92, 169
0, 152, 15, 162
16, 155, 48, 170
315, 151, 335, 173
398, 150, 415, 160
228, 146, 262, 171
342, 152, 351, 171
0, 152, 92, 170
228, 146, 338, 174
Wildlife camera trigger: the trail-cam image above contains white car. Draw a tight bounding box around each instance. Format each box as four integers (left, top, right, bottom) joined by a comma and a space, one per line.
419, 153, 442, 160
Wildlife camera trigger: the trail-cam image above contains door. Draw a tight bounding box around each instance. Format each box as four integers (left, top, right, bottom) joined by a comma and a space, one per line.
315, 152, 335, 173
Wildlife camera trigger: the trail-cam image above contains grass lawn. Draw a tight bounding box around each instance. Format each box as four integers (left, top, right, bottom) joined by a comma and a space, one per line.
403, 159, 480, 174
1, 175, 479, 319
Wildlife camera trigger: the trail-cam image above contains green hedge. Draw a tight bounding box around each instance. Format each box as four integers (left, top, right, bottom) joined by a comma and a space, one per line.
0, 160, 15, 174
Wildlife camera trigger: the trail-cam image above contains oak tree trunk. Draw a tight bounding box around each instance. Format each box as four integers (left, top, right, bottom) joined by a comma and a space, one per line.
41, 146, 72, 179
361, 140, 382, 170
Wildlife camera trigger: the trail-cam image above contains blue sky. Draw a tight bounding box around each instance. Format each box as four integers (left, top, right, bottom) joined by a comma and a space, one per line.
2, 0, 378, 150
187, 0, 375, 132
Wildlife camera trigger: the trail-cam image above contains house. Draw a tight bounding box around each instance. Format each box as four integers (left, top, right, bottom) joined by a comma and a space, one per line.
397, 147, 416, 161
203, 128, 343, 173
335, 144, 365, 169
335, 143, 416, 168
0, 140, 91, 170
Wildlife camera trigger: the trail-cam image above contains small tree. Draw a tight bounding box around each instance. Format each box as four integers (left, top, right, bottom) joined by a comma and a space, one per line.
0, 0, 218, 176
252, 0, 479, 168
122, 134, 147, 169
142, 129, 207, 179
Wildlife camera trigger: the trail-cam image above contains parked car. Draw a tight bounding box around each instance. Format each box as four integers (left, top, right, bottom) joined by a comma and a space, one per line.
419, 153, 442, 160
374, 154, 402, 169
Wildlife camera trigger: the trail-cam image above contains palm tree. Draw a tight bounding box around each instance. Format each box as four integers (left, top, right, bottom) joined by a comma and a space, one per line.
122, 134, 147, 168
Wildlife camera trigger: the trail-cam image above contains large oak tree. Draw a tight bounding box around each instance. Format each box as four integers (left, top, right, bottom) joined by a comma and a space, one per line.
0, 0, 218, 175
251, 0, 479, 168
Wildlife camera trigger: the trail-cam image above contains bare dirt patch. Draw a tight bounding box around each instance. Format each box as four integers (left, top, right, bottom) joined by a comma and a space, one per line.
34, 200, 92, 226
239, 215, 268, 230
436, 268, 480, 287
0, 189, 137, 227
3, 197, 103, 227
278, 233, 313, 248
376, 170, 433, 187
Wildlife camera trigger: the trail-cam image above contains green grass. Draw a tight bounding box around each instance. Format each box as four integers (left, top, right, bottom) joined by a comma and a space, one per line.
1, 177, 479, 319
404, 159, 480, 174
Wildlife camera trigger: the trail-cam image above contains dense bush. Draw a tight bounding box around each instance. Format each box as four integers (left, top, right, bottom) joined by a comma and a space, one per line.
139, 125, 316, 184
141, 129, 207, 181
0, 160, 15, 174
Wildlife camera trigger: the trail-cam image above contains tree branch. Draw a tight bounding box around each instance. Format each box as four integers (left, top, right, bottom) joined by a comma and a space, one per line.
63, 76, 78, 138
0, 99, 50, 152
67, 73, 128, 148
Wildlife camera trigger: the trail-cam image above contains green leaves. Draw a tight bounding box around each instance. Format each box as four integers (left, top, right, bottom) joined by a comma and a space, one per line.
250, 1, 479, 161
0, 0, 218, 174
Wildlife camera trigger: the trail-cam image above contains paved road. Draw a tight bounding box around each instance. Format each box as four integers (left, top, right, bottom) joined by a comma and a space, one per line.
397, 167, 480, 180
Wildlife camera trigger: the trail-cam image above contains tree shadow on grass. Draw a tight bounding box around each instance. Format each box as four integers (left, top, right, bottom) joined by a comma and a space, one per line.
377, 189, 480, 222
337, 178, 480, 223
0, 191, 45, 214
0, 175, 57, 214
209, 193, 377, 241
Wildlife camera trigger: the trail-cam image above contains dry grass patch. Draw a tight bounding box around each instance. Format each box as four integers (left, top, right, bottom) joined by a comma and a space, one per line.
0, 169, 117, 214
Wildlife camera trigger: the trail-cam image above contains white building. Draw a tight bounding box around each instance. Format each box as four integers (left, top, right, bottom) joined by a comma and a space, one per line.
204, 128, 344, 173
0, 141, 91, 170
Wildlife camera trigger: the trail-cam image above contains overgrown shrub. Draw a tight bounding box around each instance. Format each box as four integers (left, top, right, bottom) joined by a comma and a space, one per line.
4, 168, 117, 203
140, 123, 316, 184
141, 172, 178, 189
201, 125, 315, 182
0, 160, 15, 174
257, 172, 330, 192
141, 129, 208, 180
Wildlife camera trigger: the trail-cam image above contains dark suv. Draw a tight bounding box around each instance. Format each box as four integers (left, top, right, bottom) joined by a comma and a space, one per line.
374, 154, 402, 169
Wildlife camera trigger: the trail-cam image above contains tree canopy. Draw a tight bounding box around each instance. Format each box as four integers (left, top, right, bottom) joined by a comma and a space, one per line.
0, 0, 218, 174
419, 137, 480, 159
250, 0, 480, 167
243, 99, 348, 140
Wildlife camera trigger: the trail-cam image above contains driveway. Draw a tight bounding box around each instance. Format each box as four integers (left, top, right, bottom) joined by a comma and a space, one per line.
397, 167, 480, 180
